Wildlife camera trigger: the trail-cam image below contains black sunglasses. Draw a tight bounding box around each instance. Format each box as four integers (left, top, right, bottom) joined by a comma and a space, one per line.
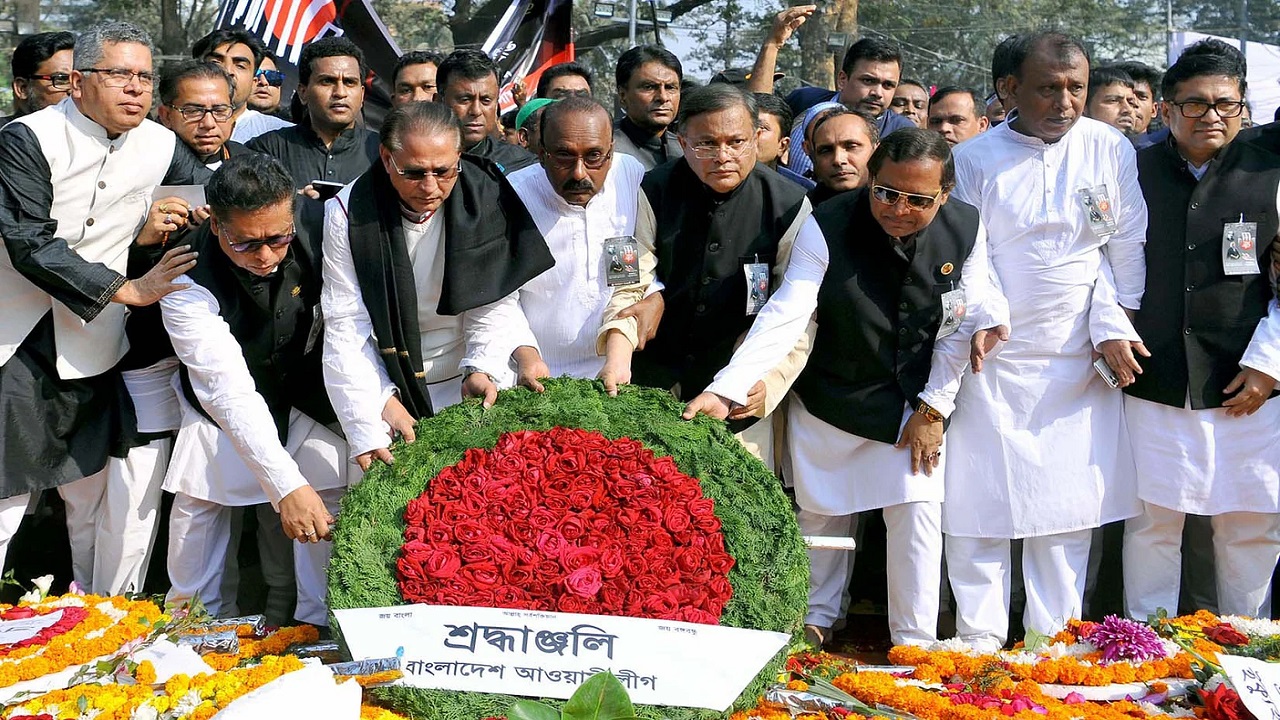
224, 230, 295, 253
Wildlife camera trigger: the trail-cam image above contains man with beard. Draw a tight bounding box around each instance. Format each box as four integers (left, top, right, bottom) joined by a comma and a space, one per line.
4, 32, 75, 126
785, 37, 915, 178
0, 22, 205, 587
321, 102, 552, 470
1085, 65, 1139, 136
460, 97, 647, 399
805, 106, 879, 205
248, 37, 379, 198
942, 31, 1147, 650
435, 49, 536, 173
613, 45, 684, 170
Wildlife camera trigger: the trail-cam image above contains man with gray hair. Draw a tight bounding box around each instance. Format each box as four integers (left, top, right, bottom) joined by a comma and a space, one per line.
0, 20, 206, 590
321, 101, 552, 471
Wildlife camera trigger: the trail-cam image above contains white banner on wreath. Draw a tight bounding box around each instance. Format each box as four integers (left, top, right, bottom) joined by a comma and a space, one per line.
0, 609, 62, 645
333, 604, 790, 711
1219, 654, 1280, 720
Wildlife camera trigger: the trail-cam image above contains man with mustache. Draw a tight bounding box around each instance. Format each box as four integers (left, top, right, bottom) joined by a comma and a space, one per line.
248, 37, 379, 198
460, 97, 648, 400
435, 49, 536, 173
941, 31, 1148, 650
1085, 65, 1139, 137
785, 37, 915, 179
612, 45, 684, 171
0, 21, 206, 587
4, 32, 75, 126
321, 102, 552, 471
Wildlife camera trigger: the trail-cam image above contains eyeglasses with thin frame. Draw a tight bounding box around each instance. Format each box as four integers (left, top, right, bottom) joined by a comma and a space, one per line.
255, 69, 286, 87
220, 225, 296, 253
27, 73, 71, 90
1170, 99, 1247, 119
871, 184, 944, 211
545, 148, 613, 171
686, 137, 756, 160
388, 154, 462, 182
80, 68, 156, 89
167, 104, 235, 123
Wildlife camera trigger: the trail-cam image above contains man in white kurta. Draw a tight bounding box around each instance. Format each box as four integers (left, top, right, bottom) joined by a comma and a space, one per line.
461, 98, 645, 391
686, 130, 1006, 646
1122, 39, 1280, 620
944, 32, 1148, 650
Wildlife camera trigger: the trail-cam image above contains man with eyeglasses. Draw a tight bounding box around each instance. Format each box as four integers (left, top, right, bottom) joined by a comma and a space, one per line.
158, 154, 351, 627
321, 102, 552, 471
249, 37, 379, 200
460, 97, 648, 403
158, 60, 245, 169
1122, 39, 1280, 621
4, 32, 75, 126
248, 54, 288, 118
941, 31, 1148, 651
0, 21, 207, 589
192, 28, 292, 143
685, 128, 1005, 649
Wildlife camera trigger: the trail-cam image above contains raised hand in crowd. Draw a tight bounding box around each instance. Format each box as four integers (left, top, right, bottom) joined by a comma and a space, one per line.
111, 245, 198, 306
279, 484, 336, 544
747, 4, 817, 94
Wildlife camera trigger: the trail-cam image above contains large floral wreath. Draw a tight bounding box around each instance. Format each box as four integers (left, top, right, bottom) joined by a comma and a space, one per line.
329, 379, 810, 720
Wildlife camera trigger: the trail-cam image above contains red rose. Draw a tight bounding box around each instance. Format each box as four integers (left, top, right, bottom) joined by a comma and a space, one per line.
534, 531, 568, 558
452, 520, 489, 544
564, 566, 604, 598
543, 493, 571, 513
640, 590, 680, 617
458, 562, 503, 589
557, 594, 594, 614
505, 518, 538, 545
1200, 683, 1252, 720
528, 507, 558, 530
632, 574, 662, 595
505, 564, 535, 586
460, 541, 498, 565
417, 548, 462, 580
599, 580, 627, 611
663, 506, 692, 533
599, 545, 626, 579
674, 607, 719, 625
533, 559, 564, 585
557, 515, 588, 541
1206, 624, 1250, 647
492, 585, 531, 608
560, 546, 601, 572
675, 546, 706, 574
540, 473, 573, 497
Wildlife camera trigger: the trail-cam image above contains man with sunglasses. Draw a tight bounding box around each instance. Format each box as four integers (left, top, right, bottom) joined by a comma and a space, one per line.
460, 97, 648, 402
321, 102, 552, 471
249, 54, 288, 118
0, 21, 207, 589
941, 31, 1148, 651
685, 128, 1005, 649
160, 155, 351, 627
1122, 39, 1280, 622
4, 32, 75, 126
192, 28, 292, 144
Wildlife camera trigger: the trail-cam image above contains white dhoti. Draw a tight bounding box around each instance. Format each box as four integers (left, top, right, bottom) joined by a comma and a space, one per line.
164, 390, 355, 625
786, 398, 944, 645
1123, 393, 1280, 619
57, 358, 179, 594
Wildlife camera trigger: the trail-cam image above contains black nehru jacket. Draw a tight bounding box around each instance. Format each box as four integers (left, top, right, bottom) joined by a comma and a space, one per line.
792, 189, 980, 444
247, 123, 379, 189
633, 160, 807, 399
178, 199, 337, 443
465, 135, 537, 174
1126, 137, 1280, 409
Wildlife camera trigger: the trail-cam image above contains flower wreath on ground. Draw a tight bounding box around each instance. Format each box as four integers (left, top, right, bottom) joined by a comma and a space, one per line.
330, 378, 810, 720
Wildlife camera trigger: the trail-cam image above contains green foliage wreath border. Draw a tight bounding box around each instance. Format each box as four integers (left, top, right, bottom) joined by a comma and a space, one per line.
329, 378, 809, 719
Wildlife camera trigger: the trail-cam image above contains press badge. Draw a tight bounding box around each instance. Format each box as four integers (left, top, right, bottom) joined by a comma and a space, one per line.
1077, 185, 1118, 237
744, 262, 770, 315
937, 287, 967, 340
1222, 220, 1261, 276
603, 237, 640, 286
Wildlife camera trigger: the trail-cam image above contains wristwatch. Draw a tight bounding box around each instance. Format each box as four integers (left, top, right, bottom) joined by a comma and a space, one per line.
461, 366, 495, 383
916, 400, 944, 423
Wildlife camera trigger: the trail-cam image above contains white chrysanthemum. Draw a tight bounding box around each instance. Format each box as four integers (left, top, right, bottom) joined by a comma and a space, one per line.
927, 637, 978, 652
130, 704, 161, 720
1219, 615, 1280, 638
172, 689, 204, 716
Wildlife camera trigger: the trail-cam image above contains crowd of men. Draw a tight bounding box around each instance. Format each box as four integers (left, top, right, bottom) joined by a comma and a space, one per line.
0, 15, 1278, 651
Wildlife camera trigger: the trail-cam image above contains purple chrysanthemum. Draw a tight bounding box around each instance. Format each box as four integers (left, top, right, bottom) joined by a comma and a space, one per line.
1082, 614, 1167, 663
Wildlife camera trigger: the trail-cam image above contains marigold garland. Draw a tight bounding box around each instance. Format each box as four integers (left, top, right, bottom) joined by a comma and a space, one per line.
202, 624, 321, 670
887, 645, 1195, 686
0, 595, 163, 689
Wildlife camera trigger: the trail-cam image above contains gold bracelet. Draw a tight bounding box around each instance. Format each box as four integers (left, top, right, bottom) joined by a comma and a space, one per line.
916, 400, 944, 423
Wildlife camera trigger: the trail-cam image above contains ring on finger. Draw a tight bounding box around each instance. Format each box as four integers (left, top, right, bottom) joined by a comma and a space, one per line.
164, 214, 172, 225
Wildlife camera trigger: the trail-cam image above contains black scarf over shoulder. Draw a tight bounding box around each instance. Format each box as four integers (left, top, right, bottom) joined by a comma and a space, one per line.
344, 155, 553, 419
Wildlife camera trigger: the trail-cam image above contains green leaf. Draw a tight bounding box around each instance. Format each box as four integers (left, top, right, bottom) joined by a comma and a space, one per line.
77, 694, 89, 713
562, 672, 635, 720
507, 700, 562, 720
1023, 627, 1052, 653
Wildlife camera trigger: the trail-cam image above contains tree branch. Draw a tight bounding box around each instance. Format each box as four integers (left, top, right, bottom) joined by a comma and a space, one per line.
575, 0, 716, 53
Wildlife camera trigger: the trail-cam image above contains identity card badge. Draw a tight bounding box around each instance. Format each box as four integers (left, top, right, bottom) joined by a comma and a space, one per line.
744, 260, 770, 315
937, 286, 966, 339
1222, 218, 1261, 276
604, 237, 640, 286
1077, 185, 1118, 237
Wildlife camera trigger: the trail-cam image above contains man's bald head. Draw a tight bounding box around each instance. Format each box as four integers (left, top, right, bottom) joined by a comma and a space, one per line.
539, 96, 616, 206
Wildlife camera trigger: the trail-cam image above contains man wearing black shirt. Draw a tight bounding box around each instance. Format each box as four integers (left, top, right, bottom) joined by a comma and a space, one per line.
248, 37, 379, 197
435, 49, 536, 173
613, 45, 684, 171
4, 32, 75, 126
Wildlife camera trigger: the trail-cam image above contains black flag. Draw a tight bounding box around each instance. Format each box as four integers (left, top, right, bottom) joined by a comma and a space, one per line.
481, 0, 574, 113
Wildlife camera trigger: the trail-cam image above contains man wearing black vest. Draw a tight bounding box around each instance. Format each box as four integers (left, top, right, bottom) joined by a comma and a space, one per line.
1122, 39, 1280, 621
321, 102, 552, 471
685, 129, 1004, 648
160, 156, 351, 627
435, 49, 536, 174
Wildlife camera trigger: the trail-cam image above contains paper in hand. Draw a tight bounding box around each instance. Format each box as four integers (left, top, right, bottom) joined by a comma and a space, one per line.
152, 184, 206, 208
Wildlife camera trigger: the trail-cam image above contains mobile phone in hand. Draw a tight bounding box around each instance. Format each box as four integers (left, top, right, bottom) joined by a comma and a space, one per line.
1093, 356, 1120, 388
312, 181, 344, 200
